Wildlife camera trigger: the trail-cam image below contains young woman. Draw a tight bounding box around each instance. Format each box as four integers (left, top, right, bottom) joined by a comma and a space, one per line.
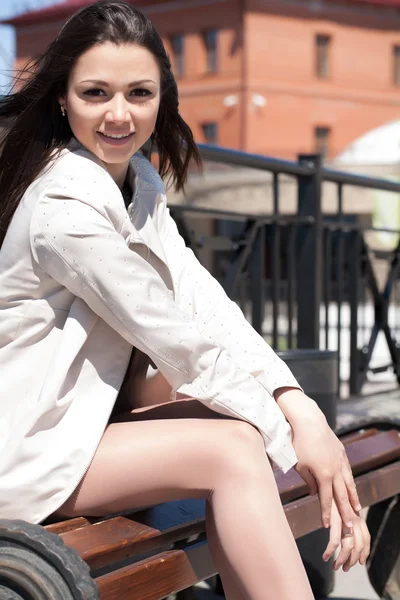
0, 2, 370, 598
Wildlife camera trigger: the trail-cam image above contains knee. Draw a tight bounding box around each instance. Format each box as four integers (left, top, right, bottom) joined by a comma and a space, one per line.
230, 419, 263, 448
216, 420, 267, 476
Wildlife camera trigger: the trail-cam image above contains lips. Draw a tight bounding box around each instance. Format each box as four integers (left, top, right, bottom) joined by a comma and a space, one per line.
96, 131, 135, 146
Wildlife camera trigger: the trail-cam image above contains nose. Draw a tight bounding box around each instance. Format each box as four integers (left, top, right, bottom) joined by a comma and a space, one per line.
105, 94, 131, 124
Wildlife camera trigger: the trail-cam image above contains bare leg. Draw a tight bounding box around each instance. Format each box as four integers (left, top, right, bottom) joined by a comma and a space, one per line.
112, 399, 248, 600
54, 401, 313, 600
206, 501, 250, 600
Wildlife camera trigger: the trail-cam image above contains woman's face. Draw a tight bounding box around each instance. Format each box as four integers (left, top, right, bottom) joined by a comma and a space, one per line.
60, 42, 161, 186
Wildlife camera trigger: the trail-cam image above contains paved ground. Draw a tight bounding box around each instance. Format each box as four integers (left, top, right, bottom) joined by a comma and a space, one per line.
328, 561, 378, 600
336, 384, 400, 434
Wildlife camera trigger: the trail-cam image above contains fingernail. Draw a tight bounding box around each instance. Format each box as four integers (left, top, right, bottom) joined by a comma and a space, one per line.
356, 503, 362, 511
347, 520, 353, 528
323, 556, 329, 562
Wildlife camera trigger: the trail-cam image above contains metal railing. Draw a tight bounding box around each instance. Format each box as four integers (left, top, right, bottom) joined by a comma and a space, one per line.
169, 144, 400, 396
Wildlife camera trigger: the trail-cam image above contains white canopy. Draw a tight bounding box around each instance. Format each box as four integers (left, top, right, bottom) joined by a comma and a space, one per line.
337, 120, 400, 165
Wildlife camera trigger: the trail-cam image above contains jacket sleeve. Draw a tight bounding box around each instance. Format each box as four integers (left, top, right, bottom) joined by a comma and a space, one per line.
30, 176, 297, 472
162, 206, 303, 398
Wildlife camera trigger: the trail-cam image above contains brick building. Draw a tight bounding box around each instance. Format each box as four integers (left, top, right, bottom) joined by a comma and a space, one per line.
3, 0, 400, 162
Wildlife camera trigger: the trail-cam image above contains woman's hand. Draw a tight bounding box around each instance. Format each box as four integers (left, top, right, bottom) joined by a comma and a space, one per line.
323, 499, 371, 570
274, 387, 362, 529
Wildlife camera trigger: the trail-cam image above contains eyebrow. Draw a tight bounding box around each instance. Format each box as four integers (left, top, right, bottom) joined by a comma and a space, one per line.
78, 79, 156, 86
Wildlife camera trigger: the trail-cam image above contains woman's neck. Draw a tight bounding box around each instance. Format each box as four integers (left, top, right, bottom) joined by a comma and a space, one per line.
102, 161, 130, 190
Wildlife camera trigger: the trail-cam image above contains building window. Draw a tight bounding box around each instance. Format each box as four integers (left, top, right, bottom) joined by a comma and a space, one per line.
171, 34, 184, 77
315, 34, 331, 79
202, 122, 218, 144
393, 45, 400, 86
203, 29, 218, 73
315, 126, 331, 161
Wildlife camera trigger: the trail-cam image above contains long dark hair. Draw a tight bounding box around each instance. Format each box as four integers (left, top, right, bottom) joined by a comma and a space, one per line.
0, 0, 201, 247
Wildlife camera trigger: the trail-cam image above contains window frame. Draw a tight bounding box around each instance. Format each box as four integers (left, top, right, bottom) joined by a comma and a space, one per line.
201, 122, 218, 145
314, 126, 331, 162
393, 44, 400, 86
315, 34, 331, 79
170, 33, 185, 78
203, 29, 218, 74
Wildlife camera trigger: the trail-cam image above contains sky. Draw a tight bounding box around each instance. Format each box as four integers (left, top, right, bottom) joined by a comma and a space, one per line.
0, 0, 62, 93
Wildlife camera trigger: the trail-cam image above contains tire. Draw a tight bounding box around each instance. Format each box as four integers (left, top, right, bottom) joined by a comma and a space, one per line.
367, 496, 400, 599
0, 519, 99, 600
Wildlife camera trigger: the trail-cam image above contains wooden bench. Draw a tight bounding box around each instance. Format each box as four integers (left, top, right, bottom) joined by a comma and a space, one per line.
0, 425, 399, 600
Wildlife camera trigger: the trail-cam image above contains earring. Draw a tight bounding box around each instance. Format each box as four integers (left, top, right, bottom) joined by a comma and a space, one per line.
60, 105, 66, 117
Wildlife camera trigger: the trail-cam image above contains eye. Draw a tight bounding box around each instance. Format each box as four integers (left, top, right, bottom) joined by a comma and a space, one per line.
83, 88, 106, 97
131, 88, 152, 98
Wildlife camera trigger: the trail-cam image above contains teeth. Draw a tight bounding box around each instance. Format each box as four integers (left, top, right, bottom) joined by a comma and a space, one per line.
101, 133, 131, 139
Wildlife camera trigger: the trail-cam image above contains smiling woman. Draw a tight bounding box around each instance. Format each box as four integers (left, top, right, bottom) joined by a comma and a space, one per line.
0, 2, 369, 600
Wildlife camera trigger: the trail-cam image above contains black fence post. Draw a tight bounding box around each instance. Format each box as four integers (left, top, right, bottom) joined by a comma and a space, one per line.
250, 224, 265, 335
296, 154, 323, 349
349, 230, 363, 395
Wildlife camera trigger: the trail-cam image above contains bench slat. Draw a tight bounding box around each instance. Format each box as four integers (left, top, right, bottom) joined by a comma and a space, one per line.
45, 516, 92, 535
94, 460, 400, 600
96, 543, 215, 600
339, 428, 378, 445
61, 515, 205, 572
96, 549, 193, 600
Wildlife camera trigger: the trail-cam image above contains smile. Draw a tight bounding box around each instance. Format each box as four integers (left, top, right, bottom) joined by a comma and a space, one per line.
96, 131, 135, 146
99, 132, 132, 139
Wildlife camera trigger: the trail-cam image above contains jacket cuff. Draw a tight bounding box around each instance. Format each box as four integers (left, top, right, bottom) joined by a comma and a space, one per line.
260, 431, 298, 473
254, 370, 304, 399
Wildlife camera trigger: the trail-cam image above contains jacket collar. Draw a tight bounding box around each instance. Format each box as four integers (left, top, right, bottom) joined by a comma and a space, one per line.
127, 155, 169, 268
65, 140, 169, 270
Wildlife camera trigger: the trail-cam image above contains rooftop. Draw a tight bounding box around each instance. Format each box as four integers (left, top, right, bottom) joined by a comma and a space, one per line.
2, 0, 400, 27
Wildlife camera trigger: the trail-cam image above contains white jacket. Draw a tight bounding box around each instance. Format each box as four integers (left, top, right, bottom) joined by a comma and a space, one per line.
0, 142, 301, 524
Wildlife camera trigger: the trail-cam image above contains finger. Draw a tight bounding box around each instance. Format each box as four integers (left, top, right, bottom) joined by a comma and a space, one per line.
342, 457, 362, 512
359, 518, 371, 566
299, 468, 318, 496
316, 477, 333, 528
333, 475, 353, 528
342, 546, 357, 572
343, 525, 363, 572
323, 504, 341, 562
343, 546, 360, 571
333, 534, 355, 571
